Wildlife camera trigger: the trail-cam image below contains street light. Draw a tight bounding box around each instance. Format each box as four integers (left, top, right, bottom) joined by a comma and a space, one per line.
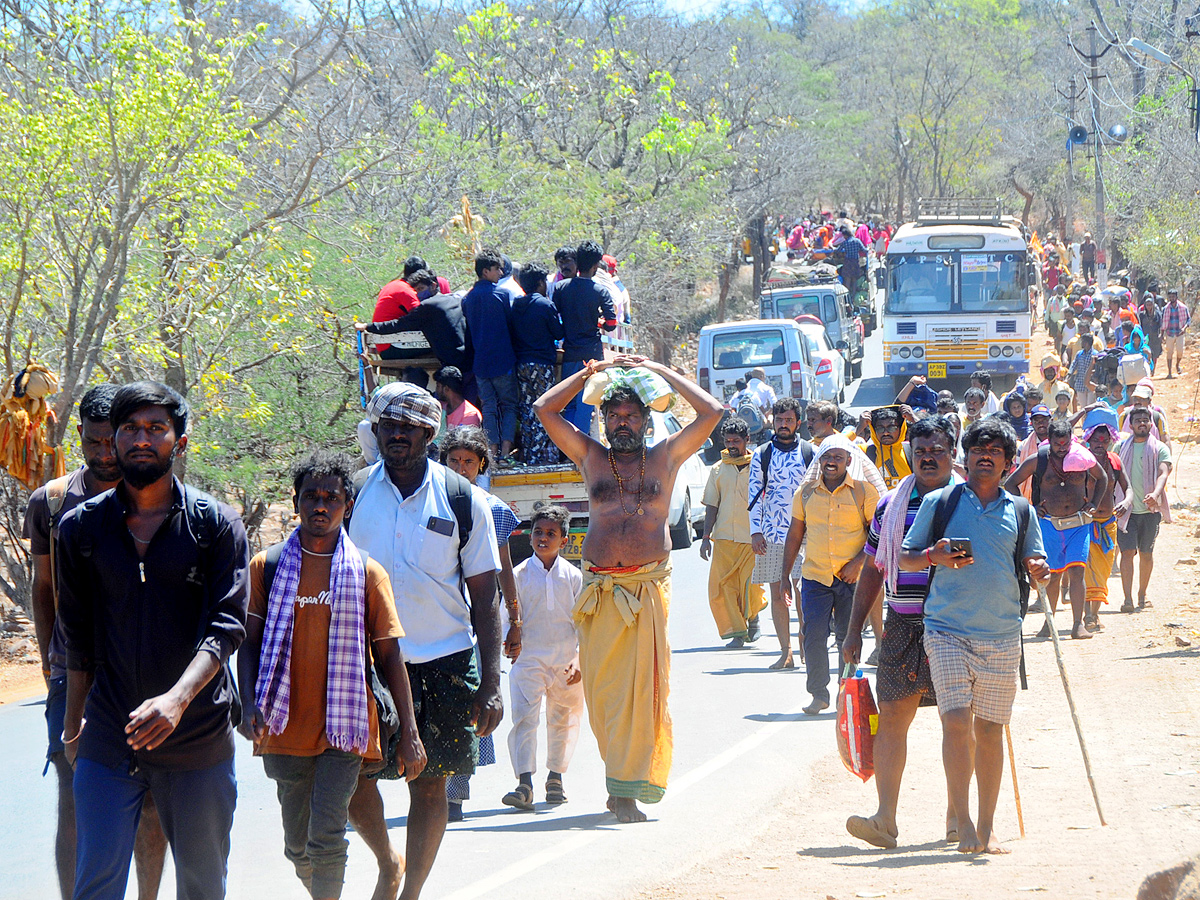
1129, 37, 1200, 141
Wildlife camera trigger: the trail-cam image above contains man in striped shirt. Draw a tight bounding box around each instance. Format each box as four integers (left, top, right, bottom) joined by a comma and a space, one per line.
841, 416, 959, 850
1163, 288, 1190, 378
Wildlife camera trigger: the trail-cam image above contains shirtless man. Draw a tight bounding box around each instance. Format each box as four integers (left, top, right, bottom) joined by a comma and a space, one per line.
1005, 419, 1108, 639
535, 355, 722, 822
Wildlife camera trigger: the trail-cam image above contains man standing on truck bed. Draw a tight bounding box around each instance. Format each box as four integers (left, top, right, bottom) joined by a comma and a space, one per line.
534, 355, 722, 823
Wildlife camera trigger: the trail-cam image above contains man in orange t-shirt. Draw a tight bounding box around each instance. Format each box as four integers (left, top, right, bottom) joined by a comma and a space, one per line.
239, 451, 425, 900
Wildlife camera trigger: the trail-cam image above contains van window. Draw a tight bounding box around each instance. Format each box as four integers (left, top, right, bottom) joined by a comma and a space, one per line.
822, 294, 838, 323
712, 329, 786, 369
774, 295, 821, 320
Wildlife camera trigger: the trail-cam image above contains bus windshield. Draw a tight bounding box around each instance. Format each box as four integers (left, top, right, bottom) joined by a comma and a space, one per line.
886, 254, 954, 313
960, 252, 1027, 312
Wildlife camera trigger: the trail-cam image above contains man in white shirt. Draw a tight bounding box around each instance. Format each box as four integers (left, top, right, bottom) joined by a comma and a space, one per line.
347, 383, 502, 900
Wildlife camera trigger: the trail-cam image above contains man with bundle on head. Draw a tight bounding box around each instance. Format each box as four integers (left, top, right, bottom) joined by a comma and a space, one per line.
843, 416, 960, 850
699, 417, 767, 649
1077, 409, 1131, 629
534, 354, 722, 822
347, 382, 503, 900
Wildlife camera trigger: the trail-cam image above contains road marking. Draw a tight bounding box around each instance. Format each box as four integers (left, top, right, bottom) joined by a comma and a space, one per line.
439, 699, 811, 900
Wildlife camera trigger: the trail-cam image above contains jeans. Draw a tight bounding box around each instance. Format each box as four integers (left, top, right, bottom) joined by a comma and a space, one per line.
73, 755, 236, 900
801, 577, 854, 704
561, 359, 594, 435
263, 750, 362, 900
477, 372, 519, 447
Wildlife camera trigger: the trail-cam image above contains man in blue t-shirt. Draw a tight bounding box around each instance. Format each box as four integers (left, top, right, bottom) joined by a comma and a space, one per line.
900, 418, 1048, 855
462, 248, 519, 463
550, 240, 617, 434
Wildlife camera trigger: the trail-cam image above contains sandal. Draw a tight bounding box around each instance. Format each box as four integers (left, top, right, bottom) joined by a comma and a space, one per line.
502, 784, 535, 811
545, 777, 567, 805
1120, 601, 1136, 613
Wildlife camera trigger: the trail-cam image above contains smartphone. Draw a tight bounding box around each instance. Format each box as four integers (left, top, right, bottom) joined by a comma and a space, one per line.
948, 538, 973, 558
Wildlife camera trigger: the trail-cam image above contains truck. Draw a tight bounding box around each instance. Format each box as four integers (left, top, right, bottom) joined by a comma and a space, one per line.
758, 267, 867, 379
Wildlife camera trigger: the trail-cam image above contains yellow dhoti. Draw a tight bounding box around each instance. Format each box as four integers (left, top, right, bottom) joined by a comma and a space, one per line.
1085, 516, 1118, 604
574, 558, 672, 803
708, 539, 766, 640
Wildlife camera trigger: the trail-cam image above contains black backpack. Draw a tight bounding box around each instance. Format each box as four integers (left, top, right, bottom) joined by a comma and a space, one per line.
747, 440, 815, 512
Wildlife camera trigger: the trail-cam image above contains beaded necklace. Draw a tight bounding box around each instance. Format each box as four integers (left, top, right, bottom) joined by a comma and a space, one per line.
608, 446, 647, 516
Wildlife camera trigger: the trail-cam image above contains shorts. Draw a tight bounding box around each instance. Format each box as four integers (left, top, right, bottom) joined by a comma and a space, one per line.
923, 630, 1021, 725
876, 613, 936, 706
374, 648, 479, 781
45, 675, 67, 759
1040, 519, 1090, 573
1118, 512, 1162, 554
752, 541, 785, 584
1165, 334, 1186, 356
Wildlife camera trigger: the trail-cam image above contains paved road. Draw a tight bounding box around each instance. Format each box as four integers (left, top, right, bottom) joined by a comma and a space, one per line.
1, 546, 881, 900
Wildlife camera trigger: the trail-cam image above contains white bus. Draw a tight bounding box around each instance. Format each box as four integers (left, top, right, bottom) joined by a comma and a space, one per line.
882, 199, 1036, 393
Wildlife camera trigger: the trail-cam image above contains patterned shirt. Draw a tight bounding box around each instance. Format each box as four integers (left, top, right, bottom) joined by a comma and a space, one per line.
1068, 348, 1094, 394
1164, 300, 1191, 337
864, 487, 931, 616
748, 439, 810, 544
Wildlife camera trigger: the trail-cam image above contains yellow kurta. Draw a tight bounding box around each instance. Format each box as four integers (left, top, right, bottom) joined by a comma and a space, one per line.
702, 454, 765, 637
574, 558, 672, 803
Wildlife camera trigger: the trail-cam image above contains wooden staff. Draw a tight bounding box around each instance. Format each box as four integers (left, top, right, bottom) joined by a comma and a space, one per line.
1004, 724, 1025, 837
1037, 583, 1107, 826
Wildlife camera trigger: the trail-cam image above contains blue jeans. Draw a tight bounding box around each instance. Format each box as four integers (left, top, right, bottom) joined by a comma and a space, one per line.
561, 360, 594, 435
73, 755, 236, 900
801, 577, 854, 704
477, 372, 519, 447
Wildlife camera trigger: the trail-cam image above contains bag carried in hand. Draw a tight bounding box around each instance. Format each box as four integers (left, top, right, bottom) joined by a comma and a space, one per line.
836, 664, 879, 782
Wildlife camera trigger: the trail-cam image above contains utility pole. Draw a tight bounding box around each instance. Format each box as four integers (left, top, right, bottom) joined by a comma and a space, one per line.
1056, 74, 1081, 241
1087, 24, 1107, 286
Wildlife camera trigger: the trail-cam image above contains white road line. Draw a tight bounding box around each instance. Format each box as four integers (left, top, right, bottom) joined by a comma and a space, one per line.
438, 699, 812, 900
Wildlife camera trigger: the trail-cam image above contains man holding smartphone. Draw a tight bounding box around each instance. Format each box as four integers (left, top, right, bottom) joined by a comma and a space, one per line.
900, 419, 1048, 855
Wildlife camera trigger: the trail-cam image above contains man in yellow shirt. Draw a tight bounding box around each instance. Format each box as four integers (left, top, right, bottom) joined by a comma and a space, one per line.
782, 435, 880, 714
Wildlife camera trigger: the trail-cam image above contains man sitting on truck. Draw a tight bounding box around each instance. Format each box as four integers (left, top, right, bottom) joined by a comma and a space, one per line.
361, 269, 470, 372
370, 269, 439, 356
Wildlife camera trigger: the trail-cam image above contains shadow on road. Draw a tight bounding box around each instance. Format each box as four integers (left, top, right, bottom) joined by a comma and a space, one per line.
797, 840, 985, 867
445, 811, 620, 833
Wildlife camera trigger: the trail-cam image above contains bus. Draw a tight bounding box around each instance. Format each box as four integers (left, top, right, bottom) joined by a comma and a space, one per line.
882, 198, 1037, 393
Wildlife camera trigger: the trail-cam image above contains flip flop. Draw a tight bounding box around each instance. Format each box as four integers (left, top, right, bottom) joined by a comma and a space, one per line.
502, 784, 535, 811
846, 815, 898, 850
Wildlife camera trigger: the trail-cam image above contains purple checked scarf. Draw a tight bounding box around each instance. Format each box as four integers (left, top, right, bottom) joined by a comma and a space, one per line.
255, 528, 371, 754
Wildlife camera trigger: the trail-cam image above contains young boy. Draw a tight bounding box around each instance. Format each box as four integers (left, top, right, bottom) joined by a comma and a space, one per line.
502, 506, 585, 810
1068, 333, 1096, 410
1053, 387, 1073, 421
1100, 378, 1125, 414
239, 451, 425, 900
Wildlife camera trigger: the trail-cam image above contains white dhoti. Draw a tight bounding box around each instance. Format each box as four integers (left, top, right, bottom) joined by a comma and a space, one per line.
507, 653, 585, 776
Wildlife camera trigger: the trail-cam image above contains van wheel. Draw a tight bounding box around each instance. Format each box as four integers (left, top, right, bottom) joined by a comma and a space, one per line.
670, 492, 693, 550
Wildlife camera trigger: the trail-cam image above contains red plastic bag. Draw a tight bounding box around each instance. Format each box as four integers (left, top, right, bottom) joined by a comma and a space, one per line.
836, 665, 879, 782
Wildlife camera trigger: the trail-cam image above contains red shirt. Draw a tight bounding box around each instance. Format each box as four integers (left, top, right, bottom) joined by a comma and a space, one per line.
373, 279, 420, 351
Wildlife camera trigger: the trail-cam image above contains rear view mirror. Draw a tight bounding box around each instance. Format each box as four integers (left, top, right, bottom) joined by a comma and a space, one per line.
835, 340, 849, 351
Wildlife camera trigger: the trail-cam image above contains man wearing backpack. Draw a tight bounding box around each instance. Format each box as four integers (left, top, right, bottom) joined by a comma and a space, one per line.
347, 382, 502, 900
57, 382, 250, 900
748, 397, 815, 671
900, 419, 1048, 854
24, 384, 168, 900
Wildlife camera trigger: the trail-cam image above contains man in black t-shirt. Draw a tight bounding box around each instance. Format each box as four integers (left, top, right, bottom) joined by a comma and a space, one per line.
550, 240, 617, 435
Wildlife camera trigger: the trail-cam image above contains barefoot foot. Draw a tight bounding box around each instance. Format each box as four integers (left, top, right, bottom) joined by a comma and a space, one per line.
768, 651, 795, 670
370, 849, 404, 900
1071, 622, 1093, 639
946, 816, 959, 843
607, 795, 648, 823
956, 820, 984, 853
980, 830, 1010, 855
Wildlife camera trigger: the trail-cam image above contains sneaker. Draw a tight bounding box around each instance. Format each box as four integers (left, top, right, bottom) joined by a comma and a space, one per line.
746, 615, 761, 642
866, 647, 880, 666
448, 801, 464, 822
725, 636, 745, 649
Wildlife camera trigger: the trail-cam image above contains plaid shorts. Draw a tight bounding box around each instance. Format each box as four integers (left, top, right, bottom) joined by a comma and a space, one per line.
923, 630, 1021, 725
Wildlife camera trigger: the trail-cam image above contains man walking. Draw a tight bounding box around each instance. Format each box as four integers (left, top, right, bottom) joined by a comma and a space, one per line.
24, 384, 167, 900
1005, 419, 1107, 640
781, 435, 880, 715
57, 382, 250, 900
842, 417, 959, 849
1116, 406, 1172, 612
1163, 288, 1190, 377
748, 397, 813, 671
699, 417, 766, 649
347, 382, 503, 900
901, 419, 1048, 854
535, 354, 722, 822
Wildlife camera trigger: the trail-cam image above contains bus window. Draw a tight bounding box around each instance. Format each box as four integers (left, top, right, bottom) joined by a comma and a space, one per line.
886, 255, 953, 313
960, 253, 1027, 312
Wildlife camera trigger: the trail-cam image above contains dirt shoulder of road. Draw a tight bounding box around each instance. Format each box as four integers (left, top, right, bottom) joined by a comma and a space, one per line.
637, 339, 1200, 900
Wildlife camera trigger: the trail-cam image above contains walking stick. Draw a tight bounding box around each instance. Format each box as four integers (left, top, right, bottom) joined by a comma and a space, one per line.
1004, 724, 1025, 837
1037, 583, 1107, 826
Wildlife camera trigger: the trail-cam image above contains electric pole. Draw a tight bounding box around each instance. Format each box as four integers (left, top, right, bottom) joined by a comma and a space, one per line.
1056, 74, 1082, 241
1088, 23, 1106, 285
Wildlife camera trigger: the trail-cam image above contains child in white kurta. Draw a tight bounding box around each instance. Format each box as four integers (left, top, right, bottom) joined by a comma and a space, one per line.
502, 508, 585, 809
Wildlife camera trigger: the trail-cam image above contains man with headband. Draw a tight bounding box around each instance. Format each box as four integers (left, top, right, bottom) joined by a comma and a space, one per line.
348, 382, 503, 900
1080, 409, 1131, 629
781, 434, 881, 715
535, 355, 722, 822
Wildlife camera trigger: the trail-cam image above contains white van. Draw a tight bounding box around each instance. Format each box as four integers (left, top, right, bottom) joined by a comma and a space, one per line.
696, 319, 819, 407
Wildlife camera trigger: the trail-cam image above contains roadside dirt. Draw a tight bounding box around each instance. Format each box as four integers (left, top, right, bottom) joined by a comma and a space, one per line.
636, 330, 1200, 900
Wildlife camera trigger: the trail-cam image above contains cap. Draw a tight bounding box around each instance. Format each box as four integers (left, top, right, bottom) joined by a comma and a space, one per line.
1030, 405, 1052, 418
1131, 385, 1153, 400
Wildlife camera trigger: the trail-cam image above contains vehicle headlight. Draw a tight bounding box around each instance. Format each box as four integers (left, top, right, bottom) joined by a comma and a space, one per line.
898, 346, 911, 359
989, 345, 1001, 358
912, 346, 924, 358
1002, 345, 1014, 358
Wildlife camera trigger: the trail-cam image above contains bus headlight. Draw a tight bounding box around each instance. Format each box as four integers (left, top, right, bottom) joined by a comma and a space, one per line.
1002, 345, 1015, 358
898, 347, 911, 359
912, 346, 924, 358
989, 346, 1001, 358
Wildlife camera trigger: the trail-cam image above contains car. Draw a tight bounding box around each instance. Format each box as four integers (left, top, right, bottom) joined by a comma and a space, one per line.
759, 279, 866, 378
795, 320, 848, 403
696, 319, 819, 408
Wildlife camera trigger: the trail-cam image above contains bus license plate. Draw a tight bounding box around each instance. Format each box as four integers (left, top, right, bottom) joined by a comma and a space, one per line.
564, 531, 586, 559
927, 362, 947, 378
